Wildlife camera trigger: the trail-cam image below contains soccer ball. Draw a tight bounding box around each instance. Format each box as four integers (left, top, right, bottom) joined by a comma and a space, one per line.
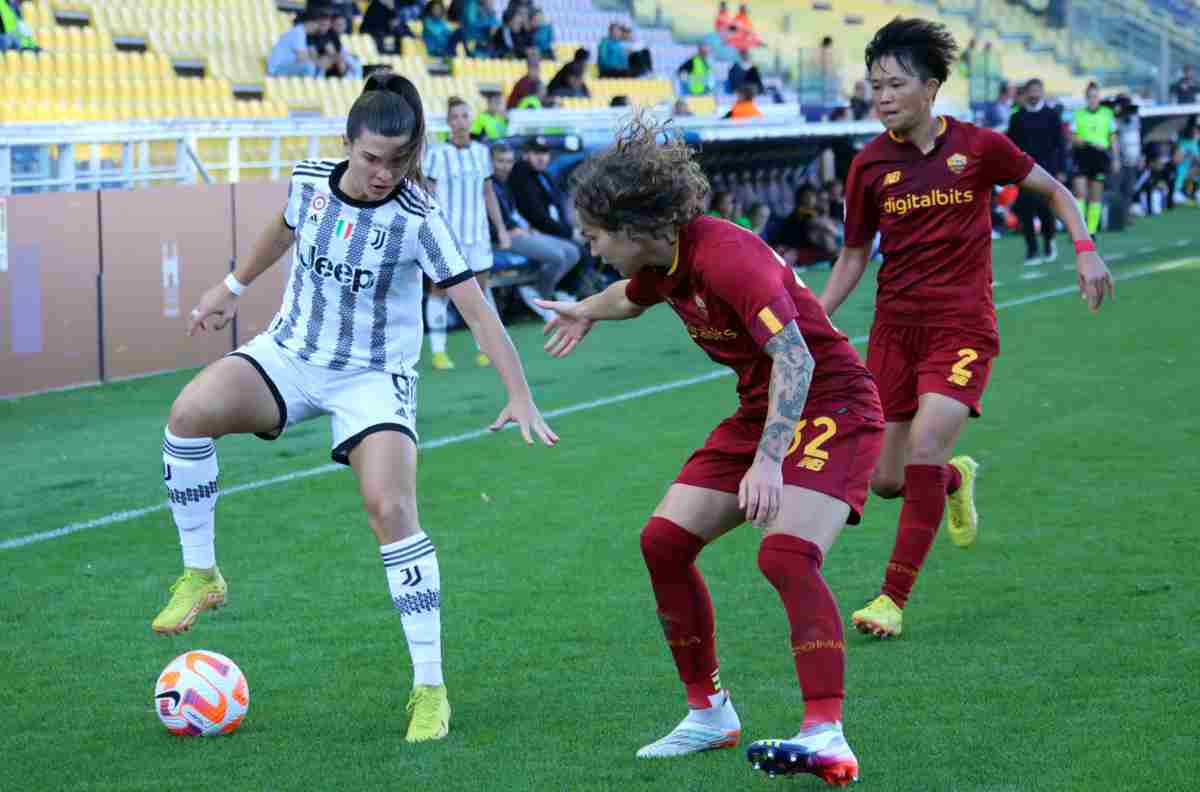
154, 650, 249, 736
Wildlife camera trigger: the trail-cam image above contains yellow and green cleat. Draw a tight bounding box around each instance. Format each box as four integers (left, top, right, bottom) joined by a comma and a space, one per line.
430, 351, 456, 371
405, 684, 451, 742
151, 567, 227, 635
851, 594, 902, 639
946, 456, 980, 548
474, 352, 491, 368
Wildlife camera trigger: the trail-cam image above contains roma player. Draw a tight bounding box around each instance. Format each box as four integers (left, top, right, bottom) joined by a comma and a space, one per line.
537, 115, 884, 785
819, 18, 1113, 639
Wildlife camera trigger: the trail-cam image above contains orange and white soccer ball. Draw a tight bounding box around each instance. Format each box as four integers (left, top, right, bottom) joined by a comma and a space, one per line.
154, 650, 249, 736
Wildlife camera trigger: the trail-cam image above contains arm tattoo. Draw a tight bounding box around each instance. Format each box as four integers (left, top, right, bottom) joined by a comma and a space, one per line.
756, 321, 815, 464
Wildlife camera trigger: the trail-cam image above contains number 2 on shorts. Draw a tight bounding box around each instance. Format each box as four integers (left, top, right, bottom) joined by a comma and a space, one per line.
784, 417, 838, 471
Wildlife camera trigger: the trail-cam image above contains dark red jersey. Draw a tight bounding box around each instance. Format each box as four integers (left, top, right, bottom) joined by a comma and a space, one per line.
626, 215, 873, 413
843, 116, 1035, 333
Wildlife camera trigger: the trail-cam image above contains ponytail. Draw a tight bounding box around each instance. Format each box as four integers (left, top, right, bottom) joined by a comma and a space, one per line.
347, 70, 428, 188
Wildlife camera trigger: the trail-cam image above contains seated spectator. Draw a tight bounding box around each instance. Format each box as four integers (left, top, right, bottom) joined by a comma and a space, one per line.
462, 0, 500, 56
548, 64, 589, 99
421, 0, 463, 58
725, 82, 762, 119
678, 44, 715, 96
1174, 122, 1200, 204
598, 22, 630, 78
728, 3, 763, 50
726, 49, 763, 96
509, 139, 574, 241
672, 97, 694, 117
529, 7, 554, 59
518, 85, 546, 110
767, 184, 840, 265
746, 201, 771, 238
327, 0, 360, 30
268, 7, 328, 77
0, 0, 37, 51
620, 24, 653, 77
471, 88, 508, 139
1171, 65, 1197, 105
715, 1, 734, 42
492, 4, 532, 59
708, 191, 752, 228
313, 15, 364, 78
849, 80, 871, 120
547, 48, 589, 95
825, 178, 845, 220
489, 142, 580, 315
360, 0, 416, 55
507, 50, 542, 109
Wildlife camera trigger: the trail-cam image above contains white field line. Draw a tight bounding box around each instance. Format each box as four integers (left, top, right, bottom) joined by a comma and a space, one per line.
2, 255, 1193, 552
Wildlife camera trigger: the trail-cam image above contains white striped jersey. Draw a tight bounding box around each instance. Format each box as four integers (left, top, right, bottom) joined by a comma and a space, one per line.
268, 158, 473, 373
423, 140, 493, 247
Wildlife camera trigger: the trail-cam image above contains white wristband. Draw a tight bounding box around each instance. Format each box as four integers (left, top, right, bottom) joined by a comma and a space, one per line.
224, 273, 246, 296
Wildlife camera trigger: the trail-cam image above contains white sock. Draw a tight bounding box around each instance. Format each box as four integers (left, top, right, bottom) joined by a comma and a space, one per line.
685, 690, 734, 727
162, 428, 218, 570
425, 293, 449, 355
381, 532, 443, 687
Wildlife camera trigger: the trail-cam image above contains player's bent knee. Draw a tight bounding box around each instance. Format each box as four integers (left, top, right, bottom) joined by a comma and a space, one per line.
362, 493, 418, 534
167, 392, 225, 439
870, 475, 904, 499
640, 516, 696, 566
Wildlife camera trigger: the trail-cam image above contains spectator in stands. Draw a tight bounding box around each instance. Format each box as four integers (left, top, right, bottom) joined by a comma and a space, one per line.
322, 15, 364, 78
360, 0, 416, 55
818, 35, 841, 105
548, 64, 589, 100
529, 7, 554, 60
422, 1, 464, 58
507, 51, 542, 109
327, 0, 359, 30
708, 191, 752, 228
672, 97, 694, 117
715, 1, 735, 42
849, 80, 871, 120
471, 88, 508, 139
547, 48, 589, 95
1007, 77, 1067, 265
726, 49, 763, 97
678, 44, 715, 96
984, 81, 1014, 131
462, 0, 500, 56
621, 24, 653, 77
746, 201, 771, 239
825, 179, 845, 220
598, 23, 629, 78
268, 7, 330, 78
1174, 121, 1200, 205
730, 4, 763, 49
509, 139, 575, 242
492, 4, 533, 59
0, 0, 36, 51
767, 184, 839, 266
1171, 65, 1197, 105
725, 82, 763, 119
489, 142, 580, 316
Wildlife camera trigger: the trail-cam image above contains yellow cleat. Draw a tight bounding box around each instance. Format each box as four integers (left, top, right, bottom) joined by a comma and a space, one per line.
946, 456, 979, 548
430, 351, 455, 371
405, 684, 451, 742
151, 568, 227, 635
474, 352, 491, 368
851, 594, 902, 639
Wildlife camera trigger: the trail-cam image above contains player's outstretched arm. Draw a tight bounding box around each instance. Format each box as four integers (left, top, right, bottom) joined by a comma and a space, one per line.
740, 320, 814, 527
537, 279, 646, 358
188, 213, 294, 336
447, 278, 558, 446
1019, 163, 1114, 311
818, 245, 870, 317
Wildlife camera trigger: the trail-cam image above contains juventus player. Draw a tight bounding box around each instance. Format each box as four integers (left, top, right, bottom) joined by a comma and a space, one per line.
150, 71, 557, 743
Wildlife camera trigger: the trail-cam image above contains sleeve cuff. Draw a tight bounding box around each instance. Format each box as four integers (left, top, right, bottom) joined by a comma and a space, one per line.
435, 270, 476, 289
282, 212, 296, 230
749, 294, 799, 348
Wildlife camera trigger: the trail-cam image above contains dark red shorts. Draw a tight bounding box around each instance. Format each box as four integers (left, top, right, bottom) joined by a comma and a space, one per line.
675, 397, 885, 524
866, 322, 1000, 423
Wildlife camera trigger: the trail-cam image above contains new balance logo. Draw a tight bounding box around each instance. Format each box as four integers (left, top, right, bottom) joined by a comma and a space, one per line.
399, 566, 423, 587
393, 589, 440, 616
167, 479, 218, 506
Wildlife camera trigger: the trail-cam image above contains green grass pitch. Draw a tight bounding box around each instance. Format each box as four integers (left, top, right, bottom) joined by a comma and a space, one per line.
2, 211, 1198, 791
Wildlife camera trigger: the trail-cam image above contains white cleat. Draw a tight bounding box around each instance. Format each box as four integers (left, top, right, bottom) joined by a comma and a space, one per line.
636, 694, 741, 758
746, 722, 860, 786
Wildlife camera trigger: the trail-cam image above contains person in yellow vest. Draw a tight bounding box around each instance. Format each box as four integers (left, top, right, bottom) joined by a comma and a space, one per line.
470, 88, 508, 140
1071, 82, 1119, 234
677, 44, 714, 96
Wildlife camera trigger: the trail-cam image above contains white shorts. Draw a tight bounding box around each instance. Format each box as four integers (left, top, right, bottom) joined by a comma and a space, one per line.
230, 333, 418, 466
465, 242, 493, 273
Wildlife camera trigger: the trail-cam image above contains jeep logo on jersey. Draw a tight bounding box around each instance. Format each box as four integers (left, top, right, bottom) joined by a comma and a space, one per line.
297, 244, 376, 292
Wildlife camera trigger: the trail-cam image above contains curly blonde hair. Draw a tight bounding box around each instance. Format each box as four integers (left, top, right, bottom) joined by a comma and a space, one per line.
571, 112, 710, 241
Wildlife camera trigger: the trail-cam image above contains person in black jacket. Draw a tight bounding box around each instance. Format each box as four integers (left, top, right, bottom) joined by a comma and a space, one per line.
360, 0, 416, 54
1007, 78, 1067, 266
508, 139, 575, 240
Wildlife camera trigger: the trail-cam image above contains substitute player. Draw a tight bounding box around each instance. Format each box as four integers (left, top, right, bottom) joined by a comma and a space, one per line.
819, 18, 1113, 640
1071, 82, 1119, 235
424, 96, 511, 369
150, 72, 557, 742
537, 115, 884, 786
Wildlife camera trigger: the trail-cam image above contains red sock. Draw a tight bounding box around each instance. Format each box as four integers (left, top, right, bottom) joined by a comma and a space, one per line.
881, 464, 948, 609
757, 534, 845, 727
945, 463, 962, 495
640, 517, 720, 709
